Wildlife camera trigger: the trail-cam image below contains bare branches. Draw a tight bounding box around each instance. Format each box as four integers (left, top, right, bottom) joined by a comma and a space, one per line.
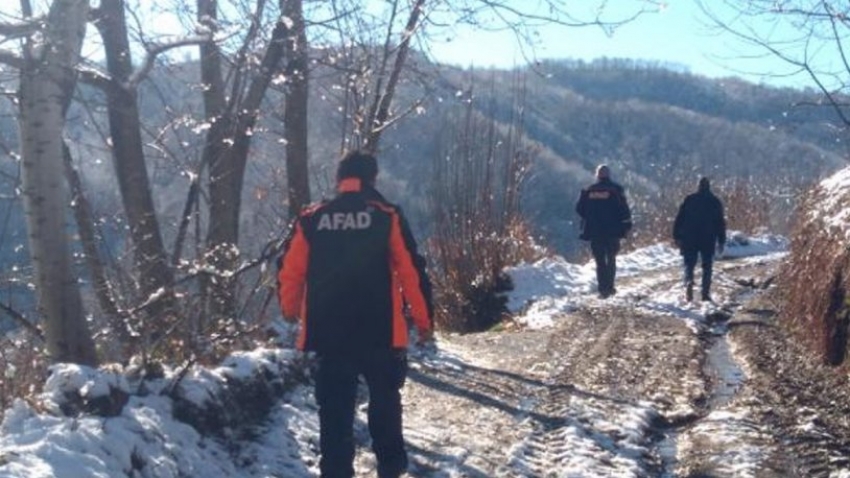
0, 16, 42, 39
363, 0, 426, 152
696, 0, 850, 124
127, 34, 212, 89
0, 301, 43, 342
0, 49, 23, 69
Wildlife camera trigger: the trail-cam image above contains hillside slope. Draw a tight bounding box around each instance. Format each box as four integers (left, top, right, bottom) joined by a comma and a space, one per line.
369, 61, 846, 255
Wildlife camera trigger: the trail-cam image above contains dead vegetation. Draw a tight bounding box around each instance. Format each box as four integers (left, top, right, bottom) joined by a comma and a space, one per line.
780, 169, 850, 365
629, 175, 782, 250
426, 72, 544, 333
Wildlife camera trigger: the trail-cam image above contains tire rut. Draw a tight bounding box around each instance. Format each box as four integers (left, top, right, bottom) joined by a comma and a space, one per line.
507, 301, 705, 477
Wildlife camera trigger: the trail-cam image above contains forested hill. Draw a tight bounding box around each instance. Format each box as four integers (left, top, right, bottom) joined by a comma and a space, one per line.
368, 59, 847, 256
0, 57, 844, 273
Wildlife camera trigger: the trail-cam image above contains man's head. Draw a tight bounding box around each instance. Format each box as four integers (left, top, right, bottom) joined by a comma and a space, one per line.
698, 176, 710, 192
595, 164, 610, 180
337, 150, 378, 185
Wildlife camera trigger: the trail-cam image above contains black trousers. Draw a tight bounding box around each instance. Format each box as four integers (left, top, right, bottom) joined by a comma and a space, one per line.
590, 237, 620, 295
314, 349, 408, 478
682, 246, 715, 298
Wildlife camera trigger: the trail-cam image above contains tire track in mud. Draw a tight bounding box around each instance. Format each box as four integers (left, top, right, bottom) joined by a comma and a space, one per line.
396, 255, 850, 476
508, 302, 705, 477
400, 331, 557, 477
729, 299, 850, 478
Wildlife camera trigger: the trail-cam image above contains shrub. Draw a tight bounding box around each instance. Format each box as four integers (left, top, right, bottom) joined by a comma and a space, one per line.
0, 331, 48, 421
429, 218, 543, 332
427, 71, 545, 332
780, 167, 850, 364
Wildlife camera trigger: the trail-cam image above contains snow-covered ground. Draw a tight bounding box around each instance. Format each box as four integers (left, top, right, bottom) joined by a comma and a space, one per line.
0, 233, 789, 478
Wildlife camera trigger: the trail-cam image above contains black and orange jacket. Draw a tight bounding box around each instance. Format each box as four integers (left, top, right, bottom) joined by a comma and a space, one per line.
277, 178, 432, 354
575, 178, 632, 240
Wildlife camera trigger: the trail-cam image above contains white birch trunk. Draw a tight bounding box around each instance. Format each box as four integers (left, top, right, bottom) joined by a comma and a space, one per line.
19, 0, 97, 365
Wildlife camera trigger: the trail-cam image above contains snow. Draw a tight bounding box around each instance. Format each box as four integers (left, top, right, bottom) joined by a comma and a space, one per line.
810, 165, 850, 236
0, 232, 788, 477
506, 232, 787, 330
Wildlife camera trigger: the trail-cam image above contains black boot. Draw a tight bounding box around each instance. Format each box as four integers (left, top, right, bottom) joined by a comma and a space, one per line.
685, 283, 693, 302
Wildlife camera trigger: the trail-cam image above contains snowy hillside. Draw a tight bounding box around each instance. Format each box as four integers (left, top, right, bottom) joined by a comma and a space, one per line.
0, 234, 794, 477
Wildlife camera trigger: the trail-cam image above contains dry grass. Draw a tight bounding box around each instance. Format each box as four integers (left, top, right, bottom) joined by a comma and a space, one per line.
429, 216, 544, 333
629, 176, 781, 250
780, 183, 850, 365
0, 332, 48, 420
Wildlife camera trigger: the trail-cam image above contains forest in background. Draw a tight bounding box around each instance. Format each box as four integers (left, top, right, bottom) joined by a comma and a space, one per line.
75, 57, 850, 251
0, 57, 846, 340
0, 57, 846, 334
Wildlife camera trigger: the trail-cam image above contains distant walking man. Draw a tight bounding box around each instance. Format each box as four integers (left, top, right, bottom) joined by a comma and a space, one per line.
673, 176, 727, 302
277, 150, 433, 478
576, 164, 632, 298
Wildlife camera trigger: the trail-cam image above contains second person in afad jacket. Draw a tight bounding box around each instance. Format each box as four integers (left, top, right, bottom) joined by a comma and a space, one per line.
576, 164, 633, 299
277, 150, 433, 478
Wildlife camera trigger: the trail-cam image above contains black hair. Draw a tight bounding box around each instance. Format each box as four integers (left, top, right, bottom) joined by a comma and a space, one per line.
336, 150, 378, 183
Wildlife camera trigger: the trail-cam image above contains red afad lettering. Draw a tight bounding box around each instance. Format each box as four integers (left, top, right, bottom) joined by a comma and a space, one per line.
588, 191, 611, 199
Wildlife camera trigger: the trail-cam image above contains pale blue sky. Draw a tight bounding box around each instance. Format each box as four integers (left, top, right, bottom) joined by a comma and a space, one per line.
0, 1, 825, 90
426, 1, 817, 89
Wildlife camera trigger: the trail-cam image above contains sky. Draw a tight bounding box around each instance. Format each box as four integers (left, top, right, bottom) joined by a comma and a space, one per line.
426, 1, 819, 89
0, 228, 793, 477
0, 1, 827, 90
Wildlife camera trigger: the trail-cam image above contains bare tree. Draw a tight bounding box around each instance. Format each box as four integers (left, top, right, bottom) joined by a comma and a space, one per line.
196, 0, 292, 321
282, 0, 310, 218
429, 70, 536, 332
314, 0, 660, 155
696, 0, 850, 124
90, 0, 181, 339
16, 0, 98, 365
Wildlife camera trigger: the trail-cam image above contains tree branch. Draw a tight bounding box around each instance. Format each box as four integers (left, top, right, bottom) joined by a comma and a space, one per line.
0, 16, 42, 38
76, 65, 113, 91
127, 34, 213, 89
0, 301, 44, 342
0, 49, 23, 69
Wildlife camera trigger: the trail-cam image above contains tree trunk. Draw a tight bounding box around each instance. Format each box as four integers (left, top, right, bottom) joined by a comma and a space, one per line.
200, 0, 291, 321
363, 0, 426, 153
18, 0, 97, 366
283, 0, 310, 218
95, 0, 177, 337
63, 142, 130, 347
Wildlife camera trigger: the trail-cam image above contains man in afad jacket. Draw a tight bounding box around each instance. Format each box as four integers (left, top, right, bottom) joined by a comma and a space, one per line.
575, 164, 632, 299
277, 150, 433, 478
673, 176, 727, 302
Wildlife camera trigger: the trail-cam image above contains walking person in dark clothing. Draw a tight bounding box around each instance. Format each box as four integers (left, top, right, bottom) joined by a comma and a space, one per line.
673, 176, 727, 302
576, 164, 633, 298
277, 150, 433, 478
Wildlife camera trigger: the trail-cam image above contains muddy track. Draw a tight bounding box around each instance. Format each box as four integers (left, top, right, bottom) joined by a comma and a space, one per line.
729, 294, 850, 477
352, 255, 850, 476
507, 303, 706, 477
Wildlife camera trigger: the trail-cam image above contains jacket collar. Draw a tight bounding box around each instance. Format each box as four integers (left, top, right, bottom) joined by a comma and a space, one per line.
338, 178, 362, 193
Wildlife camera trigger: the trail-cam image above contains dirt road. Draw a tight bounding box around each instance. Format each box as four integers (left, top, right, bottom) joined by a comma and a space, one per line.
350, 253, 850, 477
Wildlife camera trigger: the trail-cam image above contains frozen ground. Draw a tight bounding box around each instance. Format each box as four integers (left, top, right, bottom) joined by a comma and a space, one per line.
4, 233, 850, 477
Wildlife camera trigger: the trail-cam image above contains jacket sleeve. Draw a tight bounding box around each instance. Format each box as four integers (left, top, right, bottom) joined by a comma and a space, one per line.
716, 199, 727, 246
277, 220, 310, 320
575, 189, 587, 218
672, 200, 686, 243
389, 211, 431, 332
398, 212, 434, 322
617, 186, 632, 232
